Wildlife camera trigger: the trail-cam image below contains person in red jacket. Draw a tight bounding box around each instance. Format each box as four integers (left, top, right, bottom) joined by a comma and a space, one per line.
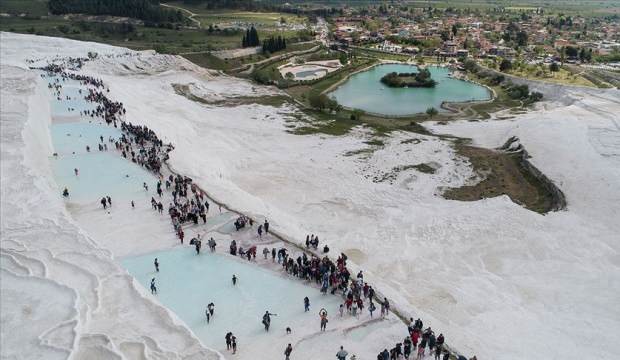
411, 328, 420, 349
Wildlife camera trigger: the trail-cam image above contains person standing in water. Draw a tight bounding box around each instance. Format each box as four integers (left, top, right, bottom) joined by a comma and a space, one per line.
207, 302, 215, 318
225, 332, 232, 350
231, 335, 237, 354
304, 297, 310, 312
150, 278, 157, 294
264, 219, 270, 233
232, 274, 237, 286
74, 168, 79, 176
154, 258, 159, 272
262, 311, 276, 331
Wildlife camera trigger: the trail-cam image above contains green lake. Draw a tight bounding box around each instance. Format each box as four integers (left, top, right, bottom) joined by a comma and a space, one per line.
328, 63, 492, 116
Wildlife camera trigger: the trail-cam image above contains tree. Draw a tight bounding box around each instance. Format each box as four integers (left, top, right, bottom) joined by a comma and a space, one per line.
451, 24, 458, 37
48, 0, 185, 24
440, 30, 450, 42
308, 92, 328, 110
463, 59, 478, 73
565, 46, 578, 58
549, 62, 560, 72
499, 59, 512, 72
516, 31, 528, 47
339, 52, 348, 65
426, 107, 438, 118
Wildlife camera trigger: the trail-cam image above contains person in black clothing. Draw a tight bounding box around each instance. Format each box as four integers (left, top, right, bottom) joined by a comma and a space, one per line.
284, 343, 293, 360
225, 332, 232, 350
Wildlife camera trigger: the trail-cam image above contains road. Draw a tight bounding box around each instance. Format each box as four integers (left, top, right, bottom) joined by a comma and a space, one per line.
160, 2, 201, 29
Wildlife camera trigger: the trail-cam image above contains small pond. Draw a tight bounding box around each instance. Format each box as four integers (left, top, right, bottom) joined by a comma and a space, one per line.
328, 64, 491, 116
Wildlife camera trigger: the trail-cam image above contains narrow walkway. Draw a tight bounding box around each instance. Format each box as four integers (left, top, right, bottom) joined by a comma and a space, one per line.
160, 2, 201, 29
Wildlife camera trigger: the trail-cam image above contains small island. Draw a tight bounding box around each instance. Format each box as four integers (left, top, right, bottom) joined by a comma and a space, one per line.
380, 68, 437, 88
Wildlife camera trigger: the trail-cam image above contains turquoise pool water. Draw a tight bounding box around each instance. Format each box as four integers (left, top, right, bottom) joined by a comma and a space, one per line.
51, 123, 122, 155
328, 64, 491, 116
122, 247, 343, 351
45, 76, 96, 117
50, 121, 154, 203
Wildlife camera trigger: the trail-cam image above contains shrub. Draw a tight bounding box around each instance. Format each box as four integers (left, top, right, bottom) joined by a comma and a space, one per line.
499, 59, 512, 72
426, 107, 438, 118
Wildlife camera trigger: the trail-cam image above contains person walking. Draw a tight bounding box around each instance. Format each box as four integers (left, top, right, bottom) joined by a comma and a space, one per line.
336, 346, 348, 360
284, 343, 293, 360
225, 332, 232, 350
150, 278, 157, 294
154, 258, 159, 272
369, 301, 376, 318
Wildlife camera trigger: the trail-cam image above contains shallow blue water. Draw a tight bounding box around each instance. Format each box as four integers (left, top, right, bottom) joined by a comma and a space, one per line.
50, 122, 154, 203
328, 64, 491, 116
51, 152, 155, 203
122, 247, 342, 350
45, 76, 96, 117
51, 122, 122, 155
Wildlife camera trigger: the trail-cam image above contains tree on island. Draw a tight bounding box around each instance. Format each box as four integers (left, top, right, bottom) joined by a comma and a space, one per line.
426, 107, 438, 118
381, 68, 437, 88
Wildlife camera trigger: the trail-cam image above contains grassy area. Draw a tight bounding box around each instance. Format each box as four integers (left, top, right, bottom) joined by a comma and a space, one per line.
443, 144, 555, 213
0, 14, 313, 54
195, 11, 305, 27
182, 42, 317, 71
509, 66, 596, 87
163, 2, 305, 26
482, 59, 597, 87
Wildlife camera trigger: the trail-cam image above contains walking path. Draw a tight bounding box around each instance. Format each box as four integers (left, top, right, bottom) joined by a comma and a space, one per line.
160, 2, 201, 29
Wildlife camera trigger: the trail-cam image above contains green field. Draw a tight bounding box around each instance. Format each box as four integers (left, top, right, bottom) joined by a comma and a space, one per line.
1, 12, 312, 54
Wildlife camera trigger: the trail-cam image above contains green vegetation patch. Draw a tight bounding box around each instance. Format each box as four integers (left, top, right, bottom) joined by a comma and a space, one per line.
443, 145, 555, 213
